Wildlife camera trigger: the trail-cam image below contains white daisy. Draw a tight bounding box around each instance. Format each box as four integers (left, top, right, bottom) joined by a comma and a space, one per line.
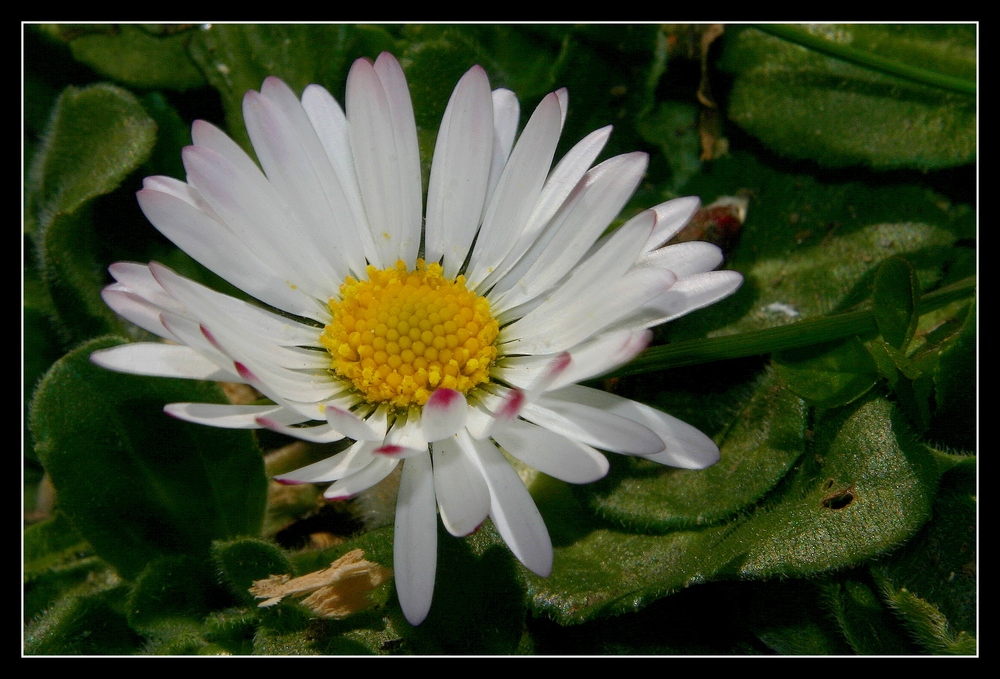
91, 53, 743, 625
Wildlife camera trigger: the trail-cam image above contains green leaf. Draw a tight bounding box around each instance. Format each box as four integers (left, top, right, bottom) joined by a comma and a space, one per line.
30, 336, 267, 580
774, 336, 879, 408
401, 24, 564, 105
637, 101, 703, 195
24, 583, 142, 655
24, 511, 89, 576
26, 83, 157, 342
63, 24, 207, 90
125, 555, 223, 637
24, 512, 108, 623
871, 463, 976, 653
927, 300, 976, 450
877, 583, 976, 654
583, 369, 807, 530
728, 395, 938, 578
672, 152, 962, 346
26, 83, 157, 237
720, 24, 976, 169
213, 537, 293, 606
873, 256, 920, 350
820, 577, 920, 654
524, 394, 938, 625
868, 340, 933, 431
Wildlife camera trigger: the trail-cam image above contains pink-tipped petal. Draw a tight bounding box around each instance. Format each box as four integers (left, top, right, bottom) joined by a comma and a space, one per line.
374, 444, 426, 459
496, 388, 525, 422
421, 389, 468, 442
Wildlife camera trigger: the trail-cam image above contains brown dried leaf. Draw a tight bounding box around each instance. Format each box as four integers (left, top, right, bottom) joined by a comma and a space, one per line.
249, 549, 393, 618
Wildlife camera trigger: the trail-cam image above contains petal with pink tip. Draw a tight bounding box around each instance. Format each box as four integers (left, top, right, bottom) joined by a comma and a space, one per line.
421, 389, 468, 442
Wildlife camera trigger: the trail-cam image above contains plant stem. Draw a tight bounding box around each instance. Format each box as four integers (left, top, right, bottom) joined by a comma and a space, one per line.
753, 24, 976, 96
612, 275, 975, 375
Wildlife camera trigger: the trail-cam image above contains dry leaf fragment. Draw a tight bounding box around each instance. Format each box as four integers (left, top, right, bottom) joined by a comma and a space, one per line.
249, 549, 392, 619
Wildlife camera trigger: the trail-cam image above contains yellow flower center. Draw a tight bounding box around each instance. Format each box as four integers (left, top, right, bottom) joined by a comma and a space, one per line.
321, 259, 499, 408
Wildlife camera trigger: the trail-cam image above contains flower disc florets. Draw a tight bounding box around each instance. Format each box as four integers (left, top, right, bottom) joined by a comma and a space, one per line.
321, 259, 499, 408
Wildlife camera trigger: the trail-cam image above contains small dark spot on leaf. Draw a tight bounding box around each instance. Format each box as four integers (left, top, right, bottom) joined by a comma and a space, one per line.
821, 484, 855, 510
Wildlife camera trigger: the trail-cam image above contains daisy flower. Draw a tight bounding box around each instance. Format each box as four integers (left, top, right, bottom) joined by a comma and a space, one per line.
91, 52, 743, 625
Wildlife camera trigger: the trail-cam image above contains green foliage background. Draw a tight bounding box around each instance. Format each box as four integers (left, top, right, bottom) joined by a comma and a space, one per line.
23, 23, 976, 655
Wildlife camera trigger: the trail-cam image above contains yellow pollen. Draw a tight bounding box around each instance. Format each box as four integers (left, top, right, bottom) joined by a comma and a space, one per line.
321, 259, 499, 408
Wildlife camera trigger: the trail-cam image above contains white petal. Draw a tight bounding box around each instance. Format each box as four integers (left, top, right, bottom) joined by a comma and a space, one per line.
496, 328, 651, 393
393, 452, 438, 625
484, 88, 520, 210
275, 440, 380, 484
190, 119, 263, 179
466, 91, 563, 288
150, 264, 338, 404
101, 288, 174, 340
301, 83, 378, 275
474, 386, 526, 438
323, 455, 398, 500
90, 343, 237, 382
244, 82, 351, 287
374, 413, 428, 458
182, 145, 340, 303
325, 405, 382, 441
386, 410, 429, 452
257, 419, 347, 444
521, 125, 611, 240
634, 241, 725, 278
549, 385, 720, 469
108, 262, 185, 312
425, 65, 494, 278
522, 393, 665, 455
609, 269, 744, 331
467, 436, 552, 577
489, 152, 648, 306
464, 402, 500, 440
492, 419, 609, 484
347, 54, 421, 266
501, 268, 676, 356
643, 196, 702, 252
137, 187, 325, 321
548, 328, 651, 391
421, 389, 468, 442
432, 433, 490, 536
164, 402, 306, 429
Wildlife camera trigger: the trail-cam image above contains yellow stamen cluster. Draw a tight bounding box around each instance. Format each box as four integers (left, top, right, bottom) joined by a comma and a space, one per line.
321, 259, 499, 408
